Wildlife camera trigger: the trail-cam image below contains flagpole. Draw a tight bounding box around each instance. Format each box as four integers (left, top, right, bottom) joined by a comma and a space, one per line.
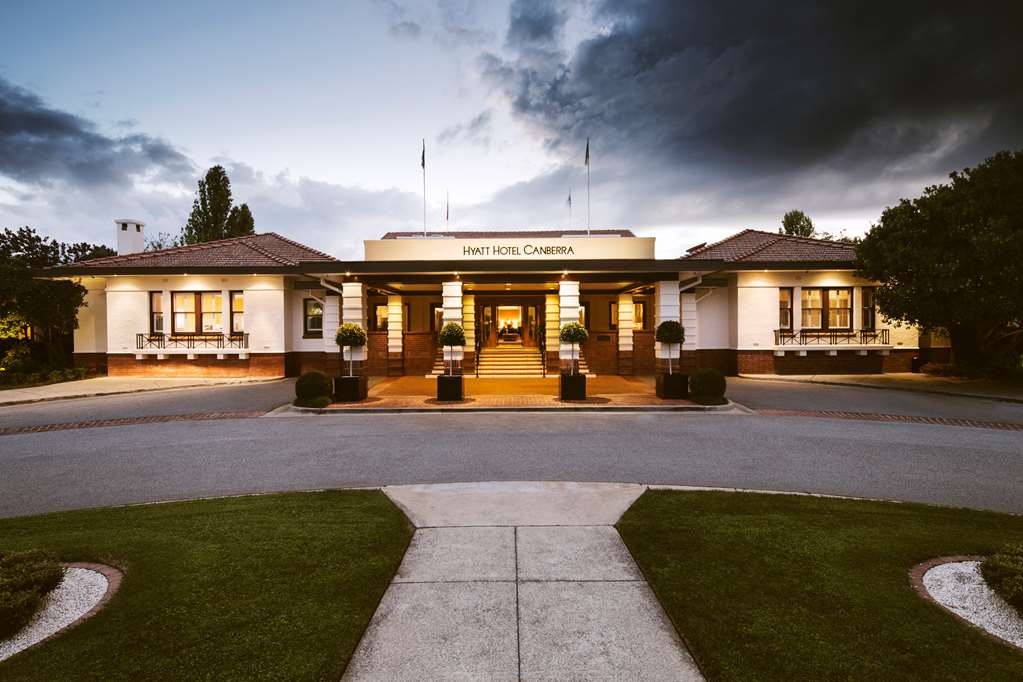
568, 188, 572, 230
446, 190, 449, 231
422, 139, 427, 236
585, 137, 591, 235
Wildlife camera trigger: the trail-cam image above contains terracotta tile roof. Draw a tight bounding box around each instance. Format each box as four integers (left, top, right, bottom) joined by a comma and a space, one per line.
683, 229, 856, 264
54, 233, 337, 271
380, 229, 635, 239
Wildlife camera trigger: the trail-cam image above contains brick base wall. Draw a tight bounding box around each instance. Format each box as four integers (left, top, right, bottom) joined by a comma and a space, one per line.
737, 348, 918, 374
582, 331, 618, 375
108, 353, 285, 377
403, 332, 436, 376
73, 352, 107, 373
285, 352, 326, 377
633, 331, 655, 374
367, 332, 388, 376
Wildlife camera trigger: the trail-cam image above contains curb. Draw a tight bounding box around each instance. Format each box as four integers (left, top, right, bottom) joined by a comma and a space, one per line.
737, 374, 1023, 405
268, 399, 743, 416
0, 378, 288, 408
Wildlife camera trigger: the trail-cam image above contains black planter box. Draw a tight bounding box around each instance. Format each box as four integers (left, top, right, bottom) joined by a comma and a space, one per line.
437, 374, 464, 402
559, 373, 586, 400
656, 372, 689, 399
333, 375, 368, 402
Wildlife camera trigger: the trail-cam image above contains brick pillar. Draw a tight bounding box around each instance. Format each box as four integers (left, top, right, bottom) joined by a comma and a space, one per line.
341, 282, 367, 375
387, 295, 403, 376
654, 280, 680, 373
617, 293, 634, 375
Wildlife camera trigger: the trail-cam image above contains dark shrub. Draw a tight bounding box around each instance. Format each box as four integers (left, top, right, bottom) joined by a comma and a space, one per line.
293, 395, 332, 409
0, 550, 64, 640
981, 543, 1023, 616
920, 362, 966, 377
0, 344, 37, 375
295, 371, 331, 401
690, 367, 727, 405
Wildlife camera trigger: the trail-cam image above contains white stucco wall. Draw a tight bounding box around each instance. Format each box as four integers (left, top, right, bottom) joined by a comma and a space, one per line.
695, 287, 729, 349
73, 282, 108, 353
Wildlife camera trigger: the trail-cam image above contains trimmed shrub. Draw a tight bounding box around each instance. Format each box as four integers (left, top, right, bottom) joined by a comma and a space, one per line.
438, 322, 466, 347
335, 323, 367, 349
559, 322, 589, 345
0, 550, 64, 640
293, 395, 332, 409
655, 320, 685, 345
294, 371, 331, 402
981, 543, 1023, 616
690, 367, 727, 405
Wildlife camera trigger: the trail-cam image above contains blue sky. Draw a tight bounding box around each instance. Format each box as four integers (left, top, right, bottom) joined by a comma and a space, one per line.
1, 1, 1021, 258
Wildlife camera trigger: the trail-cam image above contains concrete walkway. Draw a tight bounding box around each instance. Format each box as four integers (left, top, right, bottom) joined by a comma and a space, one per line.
0, 375, 283, 406
344, 482, 703, 681
740, 372, 1023, 403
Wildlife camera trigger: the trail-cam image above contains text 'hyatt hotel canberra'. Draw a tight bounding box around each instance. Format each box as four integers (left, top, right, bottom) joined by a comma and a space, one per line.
46, 221, 950, 379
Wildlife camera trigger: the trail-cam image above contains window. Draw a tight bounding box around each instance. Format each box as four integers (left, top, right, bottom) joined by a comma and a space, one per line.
172, 292, 197, 333
230, 292, 244, 334
200, 292, 223, 332
578, 302, 590, 329
431, 303, 445, 332
609, 302, 618, 330
150, 292, 164, 334
372, 304, 389, 332
633, 302, 646, 330
778, 288, 793, 330
861, 287, 876, 330
303, 299, 323, 337
801, 288, 823, 328
828, 288, 852, 329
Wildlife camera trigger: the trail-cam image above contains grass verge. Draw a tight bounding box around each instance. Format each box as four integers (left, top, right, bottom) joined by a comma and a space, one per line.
0, 490, 412, 680
618, 490, 1023, 680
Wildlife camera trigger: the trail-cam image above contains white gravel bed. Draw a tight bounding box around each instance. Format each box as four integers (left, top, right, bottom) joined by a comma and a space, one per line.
0, 567, 108, 661
923, 560, 1023, 649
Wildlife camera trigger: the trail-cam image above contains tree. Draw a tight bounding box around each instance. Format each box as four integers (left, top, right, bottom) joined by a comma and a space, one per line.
226, 203, 255, 237
182, 166, 255, 244
780, 210, 815, 237
856, 150, 1023, 372
146, 231, 184, 251
0, 227, 111, 366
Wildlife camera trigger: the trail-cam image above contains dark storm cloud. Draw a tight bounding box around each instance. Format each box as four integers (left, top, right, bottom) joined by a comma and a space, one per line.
484, 0, 1023, 177
389, 20, 422, 39
0, 76, 194, 186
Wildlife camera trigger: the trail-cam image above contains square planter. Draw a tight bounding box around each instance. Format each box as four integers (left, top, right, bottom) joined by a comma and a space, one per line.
333, 375, 368, 403
656, 372, 689, 399
559, 373, 586, 400
437, 374, 464, 402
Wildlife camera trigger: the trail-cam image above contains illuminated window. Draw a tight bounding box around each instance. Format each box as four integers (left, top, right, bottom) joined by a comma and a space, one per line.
801, 288, 822, 328
150, 292, 164, 334
779, 288, 792, 330
303, 299, 323, 336
373, 304, 389, 332
633, 302, 646, 330
230, 292, 244, 334
200, 292, 223, 332
828, 288, 852, 329
172, 292, 196, 333
861, 288, 876, 330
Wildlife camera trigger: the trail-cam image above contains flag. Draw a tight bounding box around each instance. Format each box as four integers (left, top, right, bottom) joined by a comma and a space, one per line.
567, 190, 572, 207
584, 138, 589, 166
446, 191, 450, 221
421, 139, 425, 169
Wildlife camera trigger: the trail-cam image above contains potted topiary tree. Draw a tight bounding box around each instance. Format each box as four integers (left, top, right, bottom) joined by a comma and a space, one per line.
559, 321, 589, 400
437, 322, 466, 401
335, 322, 368, 402
655, 320, 687, 399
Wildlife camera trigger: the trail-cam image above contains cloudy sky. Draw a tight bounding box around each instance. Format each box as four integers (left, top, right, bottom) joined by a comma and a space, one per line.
1, 1, 1021, 258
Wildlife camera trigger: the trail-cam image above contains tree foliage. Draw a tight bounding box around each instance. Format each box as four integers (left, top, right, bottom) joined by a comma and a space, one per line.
780, 210, 815, 237
182, 166, 255, 244
856, 150, 1023, 371
0, 227, 112, 365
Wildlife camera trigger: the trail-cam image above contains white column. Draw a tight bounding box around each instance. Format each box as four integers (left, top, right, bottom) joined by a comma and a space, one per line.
558, 280, 580, 359
792, 286, 802, 334
341, 282, 367, 362
322, 294, 340, 354
654, 280, 680, 360
617, 293, 634, 352
441, 281, 463, 361
545, 293, 560, 353
461, 294, 475, 350
681, 291, 697, 352
387, 295, 403, 355
852, 286, 862, 331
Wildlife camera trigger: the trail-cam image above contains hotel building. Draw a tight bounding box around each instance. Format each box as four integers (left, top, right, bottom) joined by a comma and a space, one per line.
48, 221, 949, 379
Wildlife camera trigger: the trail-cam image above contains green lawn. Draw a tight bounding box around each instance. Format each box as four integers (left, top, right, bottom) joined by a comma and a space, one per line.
618, 490, 1023, 680
0, 490, 412, 680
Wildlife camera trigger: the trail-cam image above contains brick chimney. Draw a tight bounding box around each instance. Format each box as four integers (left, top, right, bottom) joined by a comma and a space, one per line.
115, 218, 145, 254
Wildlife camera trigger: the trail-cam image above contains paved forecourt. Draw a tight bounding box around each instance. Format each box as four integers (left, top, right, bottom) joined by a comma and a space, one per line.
344, 482, 703, 681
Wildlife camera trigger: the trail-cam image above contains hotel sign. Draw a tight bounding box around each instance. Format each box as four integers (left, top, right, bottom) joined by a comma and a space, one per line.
364, 237, 656, 262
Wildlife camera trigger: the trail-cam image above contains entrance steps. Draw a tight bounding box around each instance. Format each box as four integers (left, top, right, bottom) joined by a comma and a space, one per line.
428, 345, 592, 377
